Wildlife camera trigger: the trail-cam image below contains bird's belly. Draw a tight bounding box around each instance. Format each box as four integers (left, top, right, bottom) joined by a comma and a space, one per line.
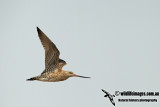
38, 78, 60, 82
38, 73, 69, 82
48, 77, 68, 82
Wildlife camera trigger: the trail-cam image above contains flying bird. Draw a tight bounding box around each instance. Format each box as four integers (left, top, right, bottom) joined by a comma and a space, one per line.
102, 89, 115, 106
27, 27, 90, 82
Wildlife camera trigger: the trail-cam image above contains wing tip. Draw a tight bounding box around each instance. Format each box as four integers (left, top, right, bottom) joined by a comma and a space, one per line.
37, 27, 41, 33
36, 27, 45, 38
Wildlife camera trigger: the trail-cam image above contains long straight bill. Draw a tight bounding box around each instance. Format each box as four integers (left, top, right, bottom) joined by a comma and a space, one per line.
74, 75, 91, 78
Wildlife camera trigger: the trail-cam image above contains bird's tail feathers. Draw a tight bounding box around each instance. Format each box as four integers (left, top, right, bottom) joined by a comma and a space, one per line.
26, 77, 37, 81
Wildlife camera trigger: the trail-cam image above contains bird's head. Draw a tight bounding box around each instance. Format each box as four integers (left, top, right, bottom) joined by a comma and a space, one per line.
65, 71, 91, 78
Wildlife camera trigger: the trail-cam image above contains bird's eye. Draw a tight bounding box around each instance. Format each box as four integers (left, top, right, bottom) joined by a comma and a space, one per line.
69, 72, 72, 74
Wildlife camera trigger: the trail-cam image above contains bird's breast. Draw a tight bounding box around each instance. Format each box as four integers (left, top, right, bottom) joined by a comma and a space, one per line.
48, 72, 69, 82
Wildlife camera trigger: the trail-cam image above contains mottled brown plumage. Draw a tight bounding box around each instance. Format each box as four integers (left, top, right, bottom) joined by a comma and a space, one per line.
27, 27, 90, 82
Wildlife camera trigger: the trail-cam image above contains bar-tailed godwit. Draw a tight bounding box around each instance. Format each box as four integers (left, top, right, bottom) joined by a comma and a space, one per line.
27, 27, 90, 82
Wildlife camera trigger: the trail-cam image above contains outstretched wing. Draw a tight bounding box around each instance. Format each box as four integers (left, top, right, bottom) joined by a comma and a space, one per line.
102, 89, 109, 95
109, 98, 115, 106
58, 59, 67, 69
37, 27, 60, 73
41, 59, 67, 74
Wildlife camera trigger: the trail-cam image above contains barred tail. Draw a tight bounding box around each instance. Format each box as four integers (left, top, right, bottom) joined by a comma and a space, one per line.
26, 77, 37, 81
